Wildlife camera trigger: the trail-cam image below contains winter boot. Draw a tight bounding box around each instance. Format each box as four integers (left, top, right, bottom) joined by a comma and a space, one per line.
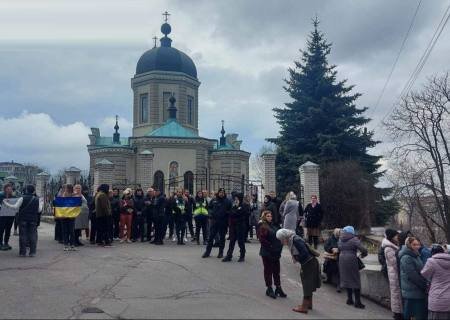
222, 255, 232, 262
275, 286, 287, 298
217, 250, 223, 259
266, 287, 276, 299
346, 289, 354, 305
354, 289, 365, 309
292, 298, 310, 314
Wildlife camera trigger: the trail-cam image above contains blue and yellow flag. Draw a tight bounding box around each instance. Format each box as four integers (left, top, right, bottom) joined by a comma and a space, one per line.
54, 197, 82, 218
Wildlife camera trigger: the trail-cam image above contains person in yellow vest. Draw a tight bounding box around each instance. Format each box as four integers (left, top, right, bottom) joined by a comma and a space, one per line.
193, 190, 208, 245
172, 189, 187, 245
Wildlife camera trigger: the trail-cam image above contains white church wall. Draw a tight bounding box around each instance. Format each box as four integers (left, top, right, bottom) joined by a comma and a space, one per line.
152, 147, 196, 180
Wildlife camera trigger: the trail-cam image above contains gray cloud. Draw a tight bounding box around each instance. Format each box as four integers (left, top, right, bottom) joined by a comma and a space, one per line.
1, 0, 449, 173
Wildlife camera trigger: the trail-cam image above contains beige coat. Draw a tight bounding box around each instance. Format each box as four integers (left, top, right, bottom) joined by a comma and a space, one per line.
382, 238, 402, 314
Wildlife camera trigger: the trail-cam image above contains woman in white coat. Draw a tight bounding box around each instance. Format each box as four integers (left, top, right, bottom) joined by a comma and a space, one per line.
382, 229, 402, 320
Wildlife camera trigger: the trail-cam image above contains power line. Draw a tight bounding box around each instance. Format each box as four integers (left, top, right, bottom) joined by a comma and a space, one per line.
368, 0, 422, 119
399, 3, 450, 98
374, 2, 450, 134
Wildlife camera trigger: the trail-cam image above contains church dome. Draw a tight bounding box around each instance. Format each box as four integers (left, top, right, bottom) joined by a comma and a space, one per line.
135, 22, 197, 78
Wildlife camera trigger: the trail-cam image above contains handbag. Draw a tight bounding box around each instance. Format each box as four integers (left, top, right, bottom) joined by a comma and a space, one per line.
357, 257, 365, 270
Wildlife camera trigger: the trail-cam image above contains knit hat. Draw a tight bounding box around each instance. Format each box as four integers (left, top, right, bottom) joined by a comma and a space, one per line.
385, 228, 399, 242
343, 226, 355, 235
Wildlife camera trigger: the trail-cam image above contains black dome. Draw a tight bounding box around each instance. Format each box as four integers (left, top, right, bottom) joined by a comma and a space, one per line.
136, 45, 197, 78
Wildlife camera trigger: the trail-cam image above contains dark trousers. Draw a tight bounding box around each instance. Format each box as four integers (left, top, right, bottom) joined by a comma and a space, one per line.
55, 219, 63, 242
0, 216, 15, 245
146, 214, 153, 240
97, 216, 112, 245
112, 213, 120, 239
205, 222, 227, 254
14, 215, 18, 233
347, 288, 362, 304
153, 215, 166, 243
186, 213, 194, 237
132, 213, 145, 241
194, 215, 208, 243
61, 218, 75, 246
175, 215, 186, 242
90, 215, 98, 243
166, 214, 174, 238
262, 256, 281, 287
19, 220, 37, 256
226, 224, 246, 258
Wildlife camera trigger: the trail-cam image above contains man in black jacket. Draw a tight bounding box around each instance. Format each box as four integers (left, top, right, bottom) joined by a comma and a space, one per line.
222, 193, 248, 262
184, 190, 195, 241
2, 185, 41, 257
144, 188, 154, 242
110, 188, 121, 241
202, 188, 232, 259
152, 188, 166, 245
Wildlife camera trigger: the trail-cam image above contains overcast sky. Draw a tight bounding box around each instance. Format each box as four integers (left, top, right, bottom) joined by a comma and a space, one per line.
0, 0, 449, 174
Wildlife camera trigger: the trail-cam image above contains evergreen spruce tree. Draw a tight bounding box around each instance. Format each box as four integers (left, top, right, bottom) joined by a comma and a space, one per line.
268, 19, 381, 195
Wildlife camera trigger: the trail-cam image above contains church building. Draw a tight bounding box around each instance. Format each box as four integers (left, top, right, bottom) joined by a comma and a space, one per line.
87, 16, 250, 195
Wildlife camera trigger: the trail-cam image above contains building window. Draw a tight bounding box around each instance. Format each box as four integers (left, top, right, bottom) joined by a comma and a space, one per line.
187, 96, 194, 125
153, 171, 164, 193
140, 94, 149, 123
184, 171, 194, 194
163, 91, 172, 121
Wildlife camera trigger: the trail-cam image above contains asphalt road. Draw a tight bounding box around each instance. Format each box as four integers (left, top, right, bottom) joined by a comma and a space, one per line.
0, 223, 392, 319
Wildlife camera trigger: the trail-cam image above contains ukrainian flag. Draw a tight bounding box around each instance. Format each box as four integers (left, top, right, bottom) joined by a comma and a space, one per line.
54, 197, 82, 218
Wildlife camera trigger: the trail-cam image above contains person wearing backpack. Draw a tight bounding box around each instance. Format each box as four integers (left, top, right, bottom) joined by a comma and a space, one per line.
2, 185, 42, 257
382, 229, 402, 320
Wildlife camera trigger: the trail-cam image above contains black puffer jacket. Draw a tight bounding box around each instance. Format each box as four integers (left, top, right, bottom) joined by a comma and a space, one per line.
228, 194, 248, 227
110, 195, 121, 217
209, 195, 232, 224
18, 194, 40, 223
133, 195, 145, 216
304, 203, 323, 228
153, 194, 166, 218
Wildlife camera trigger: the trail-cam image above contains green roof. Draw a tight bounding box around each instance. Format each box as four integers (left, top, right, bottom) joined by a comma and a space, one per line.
214, 143, 235, 151
95, 136, 130, 146
147, 119, 198, 138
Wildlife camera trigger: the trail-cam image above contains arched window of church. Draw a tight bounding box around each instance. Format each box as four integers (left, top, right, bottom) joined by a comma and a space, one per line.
163, 92, 171, 122
153, 170, 164, 193
183, 171, 194, 194
140, 94, 149, 123
187, 96, 194, 125
168, 161, 179, 190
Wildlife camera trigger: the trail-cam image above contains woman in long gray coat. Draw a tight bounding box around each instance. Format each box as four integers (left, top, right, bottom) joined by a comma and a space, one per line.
74, 184, 89, 246
282, 197, 300, 232
338, 225, 368, 309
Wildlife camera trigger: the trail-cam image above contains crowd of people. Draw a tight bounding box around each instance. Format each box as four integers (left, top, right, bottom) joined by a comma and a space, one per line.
380, 230, 450, 320
2, 181, 450, 319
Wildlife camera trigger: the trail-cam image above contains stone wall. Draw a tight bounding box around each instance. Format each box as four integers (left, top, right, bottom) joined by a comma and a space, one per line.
299, 161, 320, 205
262, 153, 276, 196
93, 160, 115, 192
